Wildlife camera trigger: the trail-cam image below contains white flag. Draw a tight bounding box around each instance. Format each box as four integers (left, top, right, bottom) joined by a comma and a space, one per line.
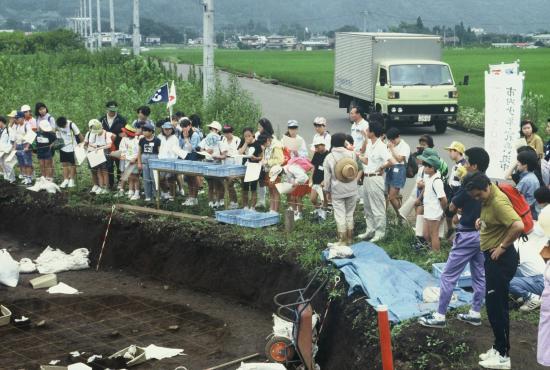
167, 80, 176, 108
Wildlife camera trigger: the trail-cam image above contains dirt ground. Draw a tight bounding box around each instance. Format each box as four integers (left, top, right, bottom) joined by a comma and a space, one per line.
0, 236, 272, 370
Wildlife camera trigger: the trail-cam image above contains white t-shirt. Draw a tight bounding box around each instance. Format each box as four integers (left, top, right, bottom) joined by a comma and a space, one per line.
363, 138, 391, 174
222, 136, 242, 165
0, 127, 13, 152
351, 119, 368, 154
13, 123, 31, 144
158, 134, 180, 160
36, 114, 56, 131
516, 224, 547, 277
85, 131, 112, 152
119, 137, 139, 162
282, 134, 308, 158
57, 121, 81, 152
392, 139, 410, 164
310, 132, 332, 152
423, 172, 446, 220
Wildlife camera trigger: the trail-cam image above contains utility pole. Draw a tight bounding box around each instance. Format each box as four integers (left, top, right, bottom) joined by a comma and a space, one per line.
96, 0, 102, 49
109, 0, 116, 46
203, 0, 215, 100
362, 10, 368, 32
133, 0, 140, 55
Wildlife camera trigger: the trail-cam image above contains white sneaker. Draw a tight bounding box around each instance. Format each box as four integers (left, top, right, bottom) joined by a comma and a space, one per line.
161, 192, 169, 200
180, 189, 185, 196
60, 179, 69, 188
519, 294, 541, 312
268, 210, 278, 215
318, 209, 327, 220
243, 206, 250, 211
479, 347, 500, 361
479, 354, 511, 369
145, 197, 152, 202
370, 234, 385, 243
130, 193, 140, 201
90, 185, 100, 193
358, 231, 374, 240
126, 190, 133, 197
115, 189, 125, 197
229, 202, 239, 209
68, 179, 75, 188
99, 188, 109, 195
208, 201, 215, 208
182, 198, 196, 206
294, 212, 302, 221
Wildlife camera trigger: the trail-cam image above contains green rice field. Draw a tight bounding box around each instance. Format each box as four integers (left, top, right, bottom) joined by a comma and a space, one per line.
146, 47, 550, 113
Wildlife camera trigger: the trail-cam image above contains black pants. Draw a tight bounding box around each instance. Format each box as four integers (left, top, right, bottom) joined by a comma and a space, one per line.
484, 245, 519, 357
107, 157, 120, 189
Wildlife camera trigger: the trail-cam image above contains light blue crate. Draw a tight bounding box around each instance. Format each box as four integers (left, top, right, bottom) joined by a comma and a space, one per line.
174, 160, 195, 172
215, 209, 256, 224
149, 159, 175, 171
236, 212, 280, 228
432, 262, 472, 288
204, 164, 247, 177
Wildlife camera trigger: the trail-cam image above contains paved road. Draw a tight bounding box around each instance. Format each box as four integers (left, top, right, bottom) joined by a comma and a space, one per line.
171, 63, 484, 163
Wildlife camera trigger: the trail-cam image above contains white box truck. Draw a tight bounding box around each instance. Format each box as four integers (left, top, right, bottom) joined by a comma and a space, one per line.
334, 32, 458, 133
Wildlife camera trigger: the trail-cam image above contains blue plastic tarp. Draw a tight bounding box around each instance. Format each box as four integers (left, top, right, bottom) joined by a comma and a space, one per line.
325, 242, 473, 322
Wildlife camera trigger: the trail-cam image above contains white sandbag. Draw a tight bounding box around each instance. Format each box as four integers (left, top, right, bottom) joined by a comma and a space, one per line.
272, 314, 294, 338
0, 249, 20, 287
237, 363, 286, 370
27, 177, 61, 194
47, 282, 80, 295
19, 258, 37, 273
327, 245, 354, 259
35, 246, 90, 274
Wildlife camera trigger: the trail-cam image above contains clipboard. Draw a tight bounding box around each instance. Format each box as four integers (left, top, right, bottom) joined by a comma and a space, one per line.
23, 130, 37, 144
86, 150, 107, 168
172, 147, 189, 159
74, 145, 87, 166
244, 162, 262, 182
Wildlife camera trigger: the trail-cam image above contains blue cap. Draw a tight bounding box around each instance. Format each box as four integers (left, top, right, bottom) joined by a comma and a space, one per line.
15, 111, 24, 119
142, 122, 155, 131
161, 122, 173, 130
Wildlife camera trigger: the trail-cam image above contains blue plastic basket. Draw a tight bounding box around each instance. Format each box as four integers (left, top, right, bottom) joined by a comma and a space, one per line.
149, 159, 175, 171
432, 262, 472, 288
174, 160, 195, 173
236, 211, 280, 228
215, 209, 256, 224
204, 164, 247, 177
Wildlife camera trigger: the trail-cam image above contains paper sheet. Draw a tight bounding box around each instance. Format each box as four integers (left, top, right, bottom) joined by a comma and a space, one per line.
153, 169, 160, 190
121, 163, 136, 182
86, 150, 106, 168
244, 162, 262, 182
23, 130, 37, 144
47, 282, 80, 295
74, 145, 87, 165
6, 150, 16, 163
197, 151, 213, 160
143, 344, 185, 360
172, 147, 189, 159
275, 182, 294, 194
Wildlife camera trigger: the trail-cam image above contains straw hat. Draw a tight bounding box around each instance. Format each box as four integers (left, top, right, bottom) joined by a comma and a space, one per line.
335, 157, 358, 183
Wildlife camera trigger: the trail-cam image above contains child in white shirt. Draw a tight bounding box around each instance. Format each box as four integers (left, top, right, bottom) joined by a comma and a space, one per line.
218, 125, 241, 209
117, 125, 140, 200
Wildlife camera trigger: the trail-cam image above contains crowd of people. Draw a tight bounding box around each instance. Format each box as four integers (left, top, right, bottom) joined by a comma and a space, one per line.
0, 102, 549, 368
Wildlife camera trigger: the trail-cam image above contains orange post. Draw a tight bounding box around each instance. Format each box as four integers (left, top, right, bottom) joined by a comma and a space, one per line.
376, 304, 394, 370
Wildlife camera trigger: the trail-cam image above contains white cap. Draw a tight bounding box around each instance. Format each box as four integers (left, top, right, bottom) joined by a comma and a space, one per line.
314, 117, 327, 126
312, 136, 326, 146
20, 104, 31, 112
287, 119, 299, 128
39, 120, 53, 132
207, 121, 222, 132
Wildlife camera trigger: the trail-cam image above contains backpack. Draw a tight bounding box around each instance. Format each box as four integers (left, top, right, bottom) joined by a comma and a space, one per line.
497, 182, 534, 235
406, 154, 418, 178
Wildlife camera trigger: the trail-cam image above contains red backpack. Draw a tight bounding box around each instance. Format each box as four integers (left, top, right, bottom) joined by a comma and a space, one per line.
497, 183, 534, 235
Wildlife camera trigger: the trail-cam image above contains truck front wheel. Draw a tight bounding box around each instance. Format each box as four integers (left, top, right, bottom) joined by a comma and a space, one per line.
434, 121, 447, 134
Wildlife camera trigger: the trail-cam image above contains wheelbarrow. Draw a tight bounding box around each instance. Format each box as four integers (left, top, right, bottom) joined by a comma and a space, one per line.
265, 269, 329, 370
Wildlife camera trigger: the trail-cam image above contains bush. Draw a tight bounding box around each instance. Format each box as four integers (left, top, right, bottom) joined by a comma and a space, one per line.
457, 106, 484, 131
0, 29, 83, 54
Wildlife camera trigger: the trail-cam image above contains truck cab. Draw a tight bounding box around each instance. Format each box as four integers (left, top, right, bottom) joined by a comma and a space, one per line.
375, 60, 458, 133
334, 32, 459, 134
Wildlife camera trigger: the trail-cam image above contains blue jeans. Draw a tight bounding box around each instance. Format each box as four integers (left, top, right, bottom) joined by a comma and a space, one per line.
141, 153, 158, 199
385, 164, 406, 189
510, 273, 544, 300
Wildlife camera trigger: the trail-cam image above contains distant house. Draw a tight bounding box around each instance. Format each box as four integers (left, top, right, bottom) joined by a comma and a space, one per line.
145, 36, 161, 46
533, 34, 550, 46
443, 36, 460, 45
491, 43, 514, 48
300, 35, 330, 49
266, 35, 297, 49
238, 35, 266, 49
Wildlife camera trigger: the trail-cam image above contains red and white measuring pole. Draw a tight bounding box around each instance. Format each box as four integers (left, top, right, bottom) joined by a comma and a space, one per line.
376, 304, 394, 370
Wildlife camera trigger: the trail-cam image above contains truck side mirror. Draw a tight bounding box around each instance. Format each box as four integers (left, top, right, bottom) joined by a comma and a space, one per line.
463, 75, 469, 86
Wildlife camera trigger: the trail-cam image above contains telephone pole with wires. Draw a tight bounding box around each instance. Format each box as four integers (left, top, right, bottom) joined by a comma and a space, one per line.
202, 0, 215, 100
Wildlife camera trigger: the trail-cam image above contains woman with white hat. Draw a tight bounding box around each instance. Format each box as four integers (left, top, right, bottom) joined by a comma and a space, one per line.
199, 121, 225, 208
323, 133, 359, 247
84, 119, 113, 194
35, 120, 57, 181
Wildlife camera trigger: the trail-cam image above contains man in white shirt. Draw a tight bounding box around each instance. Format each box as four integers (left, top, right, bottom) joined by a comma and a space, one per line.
358, 118, 395, 242
385, 127, 411, 215
511, 224, 547, 311
310, 117, 331, 152
349, 107, 368, 155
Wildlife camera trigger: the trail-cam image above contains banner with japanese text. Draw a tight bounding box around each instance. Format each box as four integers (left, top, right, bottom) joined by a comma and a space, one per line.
484, 63, 524, 179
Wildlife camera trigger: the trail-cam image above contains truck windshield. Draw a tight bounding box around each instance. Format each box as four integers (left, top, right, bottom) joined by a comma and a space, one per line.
389, 64, 453, 86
